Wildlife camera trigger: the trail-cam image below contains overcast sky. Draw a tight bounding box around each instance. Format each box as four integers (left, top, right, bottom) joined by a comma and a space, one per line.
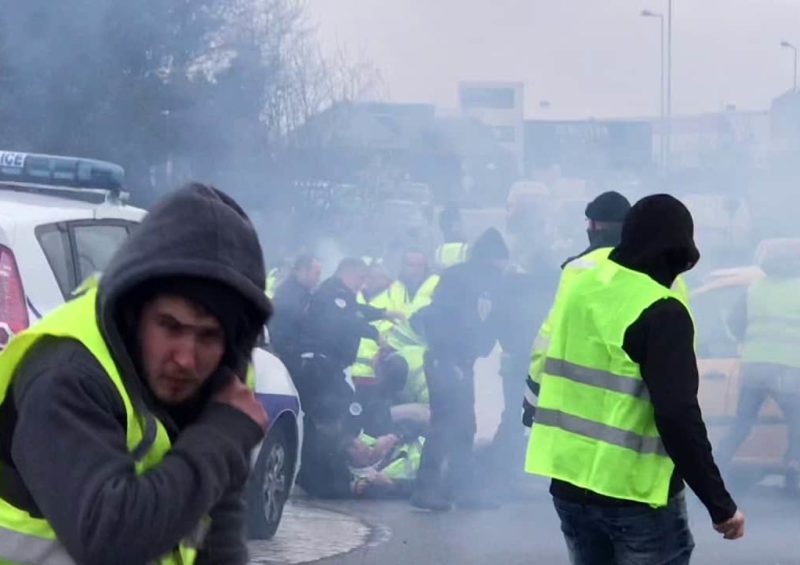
306, 0, 800, 119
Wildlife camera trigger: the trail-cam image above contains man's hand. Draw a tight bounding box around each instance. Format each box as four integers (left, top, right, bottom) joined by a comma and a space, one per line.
713, 509, 745, 540
373, 433, 400, 459
213, 374, 269, 432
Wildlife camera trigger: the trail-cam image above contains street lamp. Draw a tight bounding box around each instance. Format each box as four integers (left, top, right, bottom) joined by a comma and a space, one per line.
780, 40, 798, 92
641, 9, 665, 169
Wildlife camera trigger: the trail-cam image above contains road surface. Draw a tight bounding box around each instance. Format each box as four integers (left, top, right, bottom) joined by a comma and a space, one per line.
252, 477, 800, 564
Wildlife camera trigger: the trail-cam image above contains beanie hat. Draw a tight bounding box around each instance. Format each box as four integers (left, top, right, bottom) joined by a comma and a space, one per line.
585, 191, 631, 223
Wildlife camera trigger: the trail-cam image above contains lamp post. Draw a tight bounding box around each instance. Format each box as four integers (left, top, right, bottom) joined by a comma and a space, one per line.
781, 40, 798, 92
665, 0, 673, 173
641, 9, 665, 169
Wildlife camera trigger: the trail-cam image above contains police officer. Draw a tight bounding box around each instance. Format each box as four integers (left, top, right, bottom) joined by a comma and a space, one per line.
269, 254, 321, 371
526, 195, 744, 564
296, 258, 402, 495
410, 228, 509, 511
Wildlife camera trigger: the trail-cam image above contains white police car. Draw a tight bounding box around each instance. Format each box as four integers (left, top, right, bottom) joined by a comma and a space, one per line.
0, 150, 302, 540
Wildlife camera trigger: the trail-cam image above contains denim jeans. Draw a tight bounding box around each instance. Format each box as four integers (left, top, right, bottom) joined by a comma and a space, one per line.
553, 492, 695, 565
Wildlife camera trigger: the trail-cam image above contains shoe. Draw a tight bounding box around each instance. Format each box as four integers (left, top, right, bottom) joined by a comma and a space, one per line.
410, 491, 453, 512
455, 494, 502, 510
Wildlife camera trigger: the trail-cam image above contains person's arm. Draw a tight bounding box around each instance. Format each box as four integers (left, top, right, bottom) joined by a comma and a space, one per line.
195, 485, 248, 565
624, 299, 738, 524
11, 339, 262, 565
357, 302, 387, 323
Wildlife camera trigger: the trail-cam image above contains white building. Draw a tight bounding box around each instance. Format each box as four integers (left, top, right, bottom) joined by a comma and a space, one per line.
458, 81, 525, 174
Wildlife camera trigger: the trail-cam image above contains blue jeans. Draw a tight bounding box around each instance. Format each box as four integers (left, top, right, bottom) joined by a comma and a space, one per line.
553, 492, 695, 565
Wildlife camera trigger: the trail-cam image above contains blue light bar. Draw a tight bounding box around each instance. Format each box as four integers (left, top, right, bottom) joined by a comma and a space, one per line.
0, 151, 125, 192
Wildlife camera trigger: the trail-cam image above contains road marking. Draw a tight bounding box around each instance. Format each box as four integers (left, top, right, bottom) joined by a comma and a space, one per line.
249, 498, 374, 564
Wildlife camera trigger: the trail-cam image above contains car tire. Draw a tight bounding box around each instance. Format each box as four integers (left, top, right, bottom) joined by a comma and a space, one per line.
247, 419, 295, 540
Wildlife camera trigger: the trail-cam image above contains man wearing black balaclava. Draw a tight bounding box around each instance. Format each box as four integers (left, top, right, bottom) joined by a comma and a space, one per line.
410, 228, 509, 511
562, 190, 631, 268
526, 195, 745, 564
523, 191, 631, 436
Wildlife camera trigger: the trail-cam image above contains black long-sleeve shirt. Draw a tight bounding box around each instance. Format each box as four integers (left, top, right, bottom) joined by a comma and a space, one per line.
301, 277, 385, 370
551, 297, 737, 524
418, 262, 501, 365
269, 276, 313, 364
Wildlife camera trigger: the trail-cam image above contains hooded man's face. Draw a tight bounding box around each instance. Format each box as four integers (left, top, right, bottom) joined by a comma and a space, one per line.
138, 294, 225, 405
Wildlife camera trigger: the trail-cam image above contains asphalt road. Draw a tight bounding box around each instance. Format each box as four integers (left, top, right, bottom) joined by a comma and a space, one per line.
283, 476, 800, 565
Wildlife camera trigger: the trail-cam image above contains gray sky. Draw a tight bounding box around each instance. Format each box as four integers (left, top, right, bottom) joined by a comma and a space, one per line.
307, 0, 800, 119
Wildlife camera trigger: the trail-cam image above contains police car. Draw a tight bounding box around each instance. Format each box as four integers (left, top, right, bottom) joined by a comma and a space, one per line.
0, 150, 302, 540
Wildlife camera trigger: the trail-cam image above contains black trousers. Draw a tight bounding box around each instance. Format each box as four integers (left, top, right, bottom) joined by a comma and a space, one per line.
415, 352, 477, 499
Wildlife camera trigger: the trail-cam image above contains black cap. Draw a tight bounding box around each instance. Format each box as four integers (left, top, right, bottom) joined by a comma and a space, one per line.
585, 191, 631, 223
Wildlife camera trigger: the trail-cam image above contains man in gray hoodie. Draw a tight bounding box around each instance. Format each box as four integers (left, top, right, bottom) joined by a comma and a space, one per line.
0, 184, 271, 564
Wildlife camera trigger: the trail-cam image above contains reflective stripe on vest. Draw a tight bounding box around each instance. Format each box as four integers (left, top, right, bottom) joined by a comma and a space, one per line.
526, 260, 678, 507
0, 289, 200, 564
528, 247, 690, 392
741, 277, 800, 368
435, 243, 468, 268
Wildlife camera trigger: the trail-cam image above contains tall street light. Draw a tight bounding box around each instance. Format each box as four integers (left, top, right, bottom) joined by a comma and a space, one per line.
780, 40, 798, 92
666, 0, 673, 173
641, 9, 665, 169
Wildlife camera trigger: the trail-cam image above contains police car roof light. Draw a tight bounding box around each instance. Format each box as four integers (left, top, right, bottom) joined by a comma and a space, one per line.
0, 151, 125, 194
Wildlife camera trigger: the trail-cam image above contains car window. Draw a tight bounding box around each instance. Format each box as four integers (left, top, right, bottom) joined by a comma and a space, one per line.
72, 224, 130, 283
36, 224, 74, 298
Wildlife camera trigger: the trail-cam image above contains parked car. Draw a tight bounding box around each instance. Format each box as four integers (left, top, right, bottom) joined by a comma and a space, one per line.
0, 150, 302, 539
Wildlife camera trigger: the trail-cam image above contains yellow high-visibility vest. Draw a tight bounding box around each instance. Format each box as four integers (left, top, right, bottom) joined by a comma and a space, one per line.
434, 242, 468, 269
0, 289, 205, 564
352, 289, 393, 380
526, 260, 680, 506
385, 275, 440, 351
527, 248, 689, 405
741, 277, 800, 368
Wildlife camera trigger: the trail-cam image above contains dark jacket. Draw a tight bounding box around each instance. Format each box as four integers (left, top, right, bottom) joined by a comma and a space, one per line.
418, 228, 509, 366
300, 277, 385, 370
269, 275, 313, 365
1, 185, 269, 564
551, 194, 737, 525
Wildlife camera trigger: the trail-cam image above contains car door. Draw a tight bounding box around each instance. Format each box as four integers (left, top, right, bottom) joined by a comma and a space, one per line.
36, 219, 136, 303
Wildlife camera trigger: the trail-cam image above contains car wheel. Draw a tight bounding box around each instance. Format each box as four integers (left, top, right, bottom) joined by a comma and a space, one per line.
247, 420, 295, 540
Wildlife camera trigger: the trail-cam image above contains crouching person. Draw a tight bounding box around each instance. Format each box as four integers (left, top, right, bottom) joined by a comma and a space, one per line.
0, 184, 271, 564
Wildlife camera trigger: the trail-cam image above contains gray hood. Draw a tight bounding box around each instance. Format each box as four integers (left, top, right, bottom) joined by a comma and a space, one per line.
96, 184, 269, 417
